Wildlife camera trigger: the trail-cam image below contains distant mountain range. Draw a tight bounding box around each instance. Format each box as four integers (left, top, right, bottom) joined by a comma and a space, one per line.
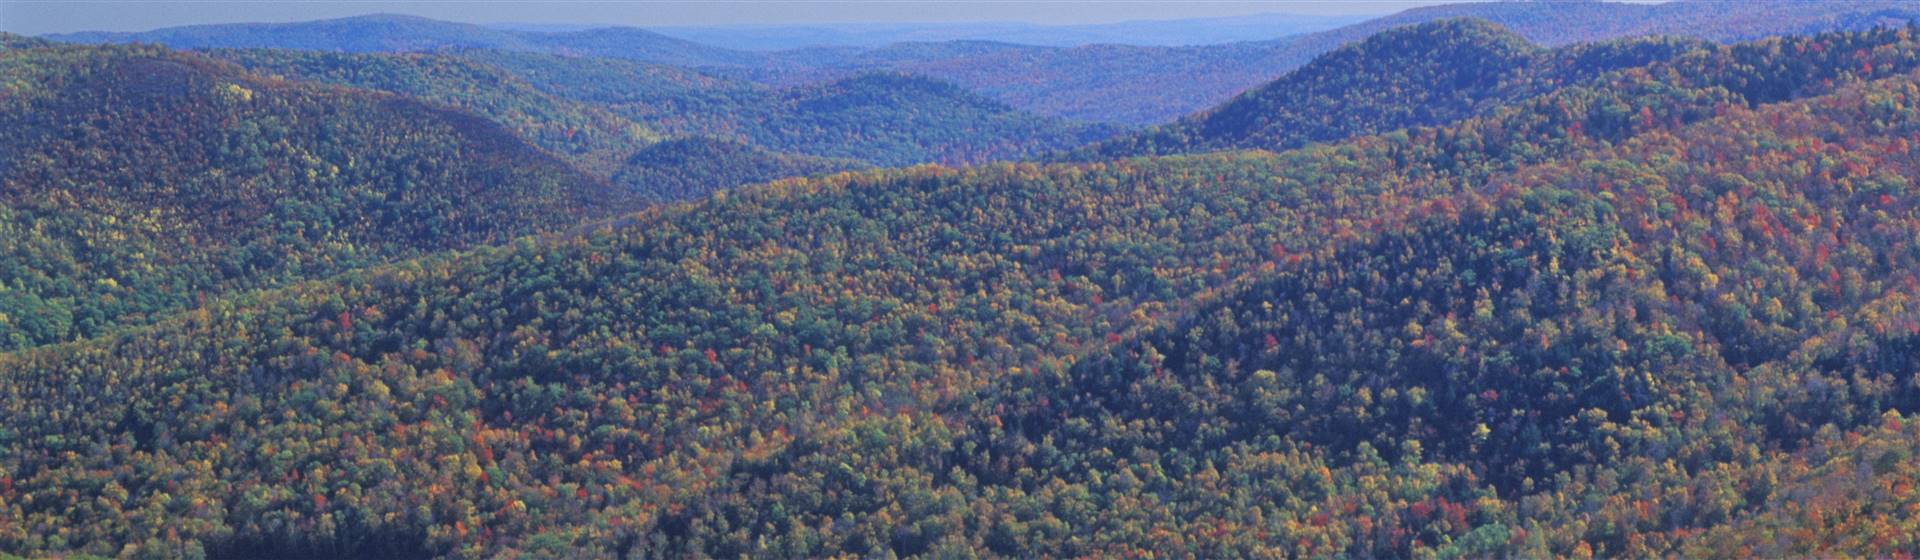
633, 13, 1373, 50
50, 14, 763, 67
46, 2, 1920, 125
449, 49, 1119, 168
50, 12, 1370, 52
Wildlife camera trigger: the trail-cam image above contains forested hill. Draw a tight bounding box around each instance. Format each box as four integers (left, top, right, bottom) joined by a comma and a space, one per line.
752, 72, 1120, 165
1303, 0, 1920, 49
46, 14, 526, 51
186, 44, 1110, 206
522, 26, 770, 68
611, 137, 868, 202
0, 42, 635, 350
45, 2, 1919, 126
462, 50, 1120, 167
204, 46, 1093, 195
1070, 19, 1714, 159
0, 33, 53, 49
47, 14, 772, 68
208, 48, 659, 177
7, 24, 1920, 558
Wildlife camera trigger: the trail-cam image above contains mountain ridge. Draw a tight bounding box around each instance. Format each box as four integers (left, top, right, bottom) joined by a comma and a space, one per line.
1068, 19, 1713, 159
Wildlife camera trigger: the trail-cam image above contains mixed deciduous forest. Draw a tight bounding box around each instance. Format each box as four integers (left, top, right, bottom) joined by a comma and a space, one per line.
53, 1, 1920, 124
6, 2, 1920, 558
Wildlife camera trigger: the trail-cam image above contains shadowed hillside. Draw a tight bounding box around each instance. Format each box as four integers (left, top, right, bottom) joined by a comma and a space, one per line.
0, 42, 635, 349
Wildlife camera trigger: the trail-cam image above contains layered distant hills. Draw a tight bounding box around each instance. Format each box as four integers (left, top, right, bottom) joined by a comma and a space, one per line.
9, 5, 1920, 559
48, 1, 1920, 124
642, 13, 1371, 49
202, 44, 1106, 198
454, 50, 1118, 167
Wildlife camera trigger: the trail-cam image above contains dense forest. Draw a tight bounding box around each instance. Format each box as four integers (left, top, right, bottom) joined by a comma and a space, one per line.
211, 46, 1108, 181
7, 14, 1920, 558
758, 0, 1920, 124
1071, 20, 1707, 159
610, 138, 867, 202
48, 2, 1920, 124
1314, 0, 1920, 48
210, 48, 659, 177
463, 50, 1119, 167
0, 41, 635, 350
0, 35, 1106, 354
1079, 14, 1920, 160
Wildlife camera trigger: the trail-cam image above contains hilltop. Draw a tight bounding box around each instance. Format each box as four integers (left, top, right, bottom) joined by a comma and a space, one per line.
210, 48, 658, 176
0, 42, 633, 349
1070, 19, 1707, 159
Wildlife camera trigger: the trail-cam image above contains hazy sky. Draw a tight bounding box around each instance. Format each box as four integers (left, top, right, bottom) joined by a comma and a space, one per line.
0, 1, 1470, 35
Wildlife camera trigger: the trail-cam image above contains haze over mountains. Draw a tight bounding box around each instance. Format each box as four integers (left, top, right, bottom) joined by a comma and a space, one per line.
636, 13, 1372, 50
9, 2, 1920, 558
47, 1, 1920, 124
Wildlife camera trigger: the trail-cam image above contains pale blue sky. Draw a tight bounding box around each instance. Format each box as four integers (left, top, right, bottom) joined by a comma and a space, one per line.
1, 0, 1469, 35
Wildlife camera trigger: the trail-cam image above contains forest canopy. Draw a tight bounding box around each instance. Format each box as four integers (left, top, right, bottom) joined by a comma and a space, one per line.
6, 13, 1920, 560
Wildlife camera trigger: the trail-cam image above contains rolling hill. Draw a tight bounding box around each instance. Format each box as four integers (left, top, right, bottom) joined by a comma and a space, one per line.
1069, 19, 1707, 159
49, 14, 536, 53
48, 13, 774, 69
207, 46, 1096, 192
44, 3, 1920, 125
463, 50, 1120, 166
761, 0, 1920, 124
7, 23, 1920, 559
611, 137, 867, 202
645, 12, 1370, 50
0, 42, 635, 349
209, 48, 658, 176
0, 33, 53, 50
1301, 0, 1920, 49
